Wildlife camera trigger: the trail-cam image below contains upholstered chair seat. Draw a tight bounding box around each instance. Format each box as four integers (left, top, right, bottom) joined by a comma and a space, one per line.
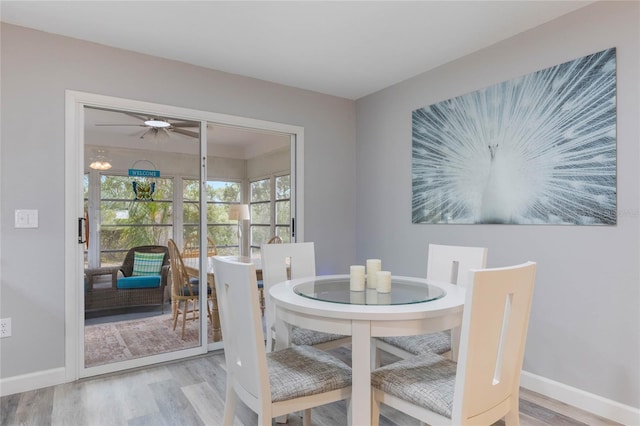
372, 352, 456, 418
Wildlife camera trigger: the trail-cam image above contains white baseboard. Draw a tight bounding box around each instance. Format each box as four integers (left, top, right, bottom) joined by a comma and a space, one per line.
521, 370, 640, 425
0, 367, 67, 397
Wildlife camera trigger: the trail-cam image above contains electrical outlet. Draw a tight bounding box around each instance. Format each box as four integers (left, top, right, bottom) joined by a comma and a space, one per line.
0, 318, 11, 338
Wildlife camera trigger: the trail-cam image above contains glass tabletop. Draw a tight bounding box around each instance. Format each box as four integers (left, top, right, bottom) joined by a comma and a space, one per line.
293, 277, 446, 305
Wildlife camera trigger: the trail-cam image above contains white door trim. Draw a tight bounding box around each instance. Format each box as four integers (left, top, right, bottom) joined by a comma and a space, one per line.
65, 90, 304, 381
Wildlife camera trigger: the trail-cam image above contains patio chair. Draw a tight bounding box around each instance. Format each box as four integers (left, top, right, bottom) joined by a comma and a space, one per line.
267, 235, 282, 244
182, 235, 218, 258
168, 239, 213, 339
84, 245, 170, 312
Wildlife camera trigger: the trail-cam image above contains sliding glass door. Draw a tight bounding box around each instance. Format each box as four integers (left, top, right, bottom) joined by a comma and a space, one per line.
83, 106, 204, 371
67, 90, 302, 379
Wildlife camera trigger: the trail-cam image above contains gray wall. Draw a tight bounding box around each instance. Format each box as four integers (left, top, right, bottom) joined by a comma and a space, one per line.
1, 1, 638, 411
0, 23, 356, 378
355, 1, 639, 407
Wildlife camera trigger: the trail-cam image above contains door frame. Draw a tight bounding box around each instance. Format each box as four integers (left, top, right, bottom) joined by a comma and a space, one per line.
64, 90, 304, 380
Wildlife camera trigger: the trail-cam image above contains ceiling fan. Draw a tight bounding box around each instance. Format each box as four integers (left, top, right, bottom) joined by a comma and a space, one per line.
95, 111, 199, 139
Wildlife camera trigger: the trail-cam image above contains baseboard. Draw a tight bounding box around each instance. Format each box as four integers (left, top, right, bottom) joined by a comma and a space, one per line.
0, 367, 67, 397
521, 370, 640, 425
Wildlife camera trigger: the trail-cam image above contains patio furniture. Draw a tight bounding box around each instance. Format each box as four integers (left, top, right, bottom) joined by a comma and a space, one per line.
181, 235, 218, 258
84, 245, 170, 312
168, 239, 213, 339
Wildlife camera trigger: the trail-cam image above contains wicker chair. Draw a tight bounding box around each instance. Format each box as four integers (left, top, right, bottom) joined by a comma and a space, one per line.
267, 236, 282, 244
84, 245, 170, 312
168, 239, 213, 339
182, 236, 218, 258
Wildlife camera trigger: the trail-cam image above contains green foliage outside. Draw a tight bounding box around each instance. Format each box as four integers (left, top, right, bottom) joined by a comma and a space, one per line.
88, 174, 290, 266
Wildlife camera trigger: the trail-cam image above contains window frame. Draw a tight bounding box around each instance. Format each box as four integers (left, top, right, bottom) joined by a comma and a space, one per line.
249, 172, 291, 257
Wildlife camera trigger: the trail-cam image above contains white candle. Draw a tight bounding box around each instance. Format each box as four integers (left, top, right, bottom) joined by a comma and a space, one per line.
377, 292, 392, 305
376, 270, 391, 293
350, 290, 366, 304
366, 259, 381, 289
366, 288, 378, 304
350, 265, 365, 291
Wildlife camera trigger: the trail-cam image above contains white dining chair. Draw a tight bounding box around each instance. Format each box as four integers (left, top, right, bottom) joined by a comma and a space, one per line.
261, 242, 351, 351
212, 257, 352, 426
375, 243, 488, 363
371, 261, 537, 426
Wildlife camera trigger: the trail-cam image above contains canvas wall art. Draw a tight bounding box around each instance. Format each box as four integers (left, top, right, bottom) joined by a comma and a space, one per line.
412, 47, 617, 225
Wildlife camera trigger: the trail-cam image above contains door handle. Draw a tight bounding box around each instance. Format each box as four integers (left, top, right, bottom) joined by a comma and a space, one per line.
78, 216, 87, 244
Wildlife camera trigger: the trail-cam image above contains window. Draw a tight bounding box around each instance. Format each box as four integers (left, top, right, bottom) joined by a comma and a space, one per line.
99, 175, 173, 266
183, 179, 242, 256
89, 172, 285, 266
275, 175, 291, 243
249, 174, 291, 258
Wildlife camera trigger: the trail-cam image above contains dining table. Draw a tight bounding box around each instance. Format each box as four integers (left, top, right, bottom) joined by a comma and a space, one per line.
182, 255, 264, 342
269, 274, 466, 426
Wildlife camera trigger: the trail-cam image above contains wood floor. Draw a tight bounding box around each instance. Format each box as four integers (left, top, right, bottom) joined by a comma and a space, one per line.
1, 349, 620, 426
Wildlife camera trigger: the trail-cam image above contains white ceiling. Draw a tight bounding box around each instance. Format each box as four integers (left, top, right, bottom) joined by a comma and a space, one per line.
1, 0, 594, 100
84, 106, 291, 159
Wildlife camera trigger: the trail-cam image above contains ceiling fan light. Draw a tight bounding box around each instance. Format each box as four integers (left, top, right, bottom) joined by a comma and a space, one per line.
144, 119, 171, 128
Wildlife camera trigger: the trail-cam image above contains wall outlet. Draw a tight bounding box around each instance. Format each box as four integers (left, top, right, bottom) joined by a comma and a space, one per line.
0, 318, 11, 338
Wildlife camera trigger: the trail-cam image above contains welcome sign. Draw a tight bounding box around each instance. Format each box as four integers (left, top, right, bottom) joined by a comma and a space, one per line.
128, 168, 160, 177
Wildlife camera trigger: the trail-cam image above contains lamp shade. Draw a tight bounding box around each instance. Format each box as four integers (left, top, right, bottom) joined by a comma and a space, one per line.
228, 204, 250, 221
89, 150, 112, 170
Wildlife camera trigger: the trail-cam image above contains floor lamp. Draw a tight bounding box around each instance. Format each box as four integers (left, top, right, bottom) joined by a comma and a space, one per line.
228, 204, 250, 256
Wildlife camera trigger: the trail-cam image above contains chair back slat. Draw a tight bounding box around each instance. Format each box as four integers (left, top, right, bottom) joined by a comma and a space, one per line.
267, 236, 283, 244
427, 244, 488, 286
213, 257, 268, 403
182, 236, 218, 258
453, 261, 536, 424
168, 239, 195, 297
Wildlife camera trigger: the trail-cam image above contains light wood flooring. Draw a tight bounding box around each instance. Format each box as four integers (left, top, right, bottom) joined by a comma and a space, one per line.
1, 349, 621, 426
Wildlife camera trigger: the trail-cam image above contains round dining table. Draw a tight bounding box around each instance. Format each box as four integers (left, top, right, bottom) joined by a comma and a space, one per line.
270, 274, 466, 426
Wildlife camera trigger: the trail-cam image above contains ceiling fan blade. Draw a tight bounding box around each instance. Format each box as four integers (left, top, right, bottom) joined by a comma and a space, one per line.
139, 128, 154, 139
96, 123, 146, 127
171, 128, 199, 138
170, 121, 199, 128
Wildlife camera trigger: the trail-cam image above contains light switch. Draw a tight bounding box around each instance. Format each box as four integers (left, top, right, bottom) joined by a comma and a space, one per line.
15, 209, 38, 228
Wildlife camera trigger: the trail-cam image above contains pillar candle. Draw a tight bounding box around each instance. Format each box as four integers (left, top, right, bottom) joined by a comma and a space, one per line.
350, 290, 366, 304
366, 259, 381, 289
377, 292, 392, 305
350, 265, 365, 291
366, 288, 378, 305
376, 270, 391, 293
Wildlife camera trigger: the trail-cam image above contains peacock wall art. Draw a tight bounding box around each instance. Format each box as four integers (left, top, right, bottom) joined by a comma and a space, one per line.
412, 47, 617, 225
